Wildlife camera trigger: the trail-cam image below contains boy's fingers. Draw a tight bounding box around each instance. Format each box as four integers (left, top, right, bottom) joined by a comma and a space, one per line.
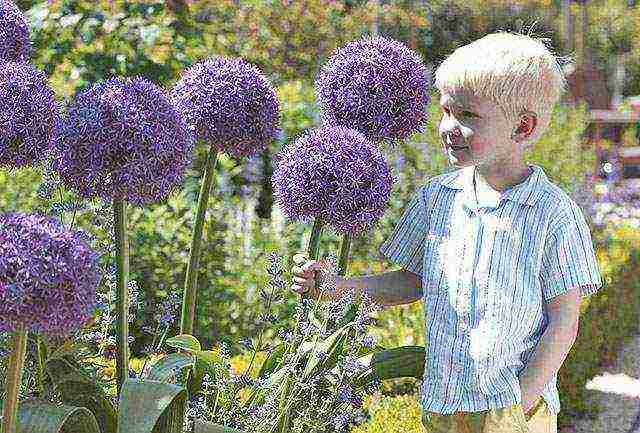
292, 253, 308, 265
291, 284, 308, 294
301, 260, 319, 273
292, 276, 309, 286
291, 265, 304, 276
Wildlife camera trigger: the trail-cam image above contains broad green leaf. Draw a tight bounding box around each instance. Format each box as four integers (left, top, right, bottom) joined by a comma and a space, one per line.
117, 379, 187, 433
190, 350, 227, 396
193, 420, 248, 433
165, 335, 201, 352
18, 401, 100, 433
147, 353, 194, 382
256, 344, 287, 379
350, 346, 425, 390
45, 358, 117, 433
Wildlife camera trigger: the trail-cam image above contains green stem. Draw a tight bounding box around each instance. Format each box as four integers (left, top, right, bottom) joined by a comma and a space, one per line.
2, 326, 28, 433
180, 147, 219, 337
337, 234, 351, 277
113, 199, 130, 398
36, 336, 48, 396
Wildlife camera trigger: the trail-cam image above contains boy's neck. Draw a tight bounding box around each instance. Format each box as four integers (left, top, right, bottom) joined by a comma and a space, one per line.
474, 162, 533, 192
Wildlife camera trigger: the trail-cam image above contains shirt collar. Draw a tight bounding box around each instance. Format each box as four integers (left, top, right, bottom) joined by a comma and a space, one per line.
439, 163, 546, 207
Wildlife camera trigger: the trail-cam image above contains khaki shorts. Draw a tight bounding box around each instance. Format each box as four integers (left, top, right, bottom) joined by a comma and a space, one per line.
421, 397, 557, 433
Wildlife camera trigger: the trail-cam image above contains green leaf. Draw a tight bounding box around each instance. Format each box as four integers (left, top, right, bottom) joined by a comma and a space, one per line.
256, 343, 287, 379
301, 323, 354, 381
350, 346, 425, 390
18, 401, 101, 433
189, 350, 227, 395
146, 353, 194, 382
117, 379, 187, 433
165, 334, 201, 352
193, 420, 248, 433
45, 358, 117, 433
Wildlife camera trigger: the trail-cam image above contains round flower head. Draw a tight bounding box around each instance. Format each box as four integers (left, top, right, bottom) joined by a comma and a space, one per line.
53, 76, 195, 206
171, 56, 281, 158
0, 61, 60, 169
0, 212, 102, 337
314, 36, 432, 146
434, 31, 569, 150
271, 125, 393, 235
0, 0, 30, 63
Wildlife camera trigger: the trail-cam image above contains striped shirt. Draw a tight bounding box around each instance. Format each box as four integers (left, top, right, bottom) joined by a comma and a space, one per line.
378, 163, 603, 416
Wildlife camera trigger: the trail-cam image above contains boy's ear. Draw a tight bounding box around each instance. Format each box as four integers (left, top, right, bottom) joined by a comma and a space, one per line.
511, 111, 537, 142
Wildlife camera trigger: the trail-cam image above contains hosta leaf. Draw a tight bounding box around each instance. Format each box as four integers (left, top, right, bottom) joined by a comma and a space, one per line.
45, 358, 117, 433
146, 353, 194, 382
165, 334, 201, 352
117, 379, 187, 433
18, 401, 100, 433
350, 345, 425, 390
193, 420, 248, 433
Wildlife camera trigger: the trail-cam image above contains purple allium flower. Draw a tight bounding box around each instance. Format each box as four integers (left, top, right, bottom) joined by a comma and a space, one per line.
0, 212, 102, 337
52, 76, 194, 206
315, 36, 432, 145
271, 125, 393, 235
0, 1, 30, 63
170, 56, 281, 158
0, 62, 59, 169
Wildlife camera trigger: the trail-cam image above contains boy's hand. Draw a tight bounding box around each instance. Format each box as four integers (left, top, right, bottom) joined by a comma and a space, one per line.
290, 253, 329, 300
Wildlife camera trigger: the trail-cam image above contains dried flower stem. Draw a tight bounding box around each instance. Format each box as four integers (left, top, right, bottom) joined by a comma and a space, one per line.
181, 147, 219, 336
2, 325, 27, 433
113, 199, 130, 397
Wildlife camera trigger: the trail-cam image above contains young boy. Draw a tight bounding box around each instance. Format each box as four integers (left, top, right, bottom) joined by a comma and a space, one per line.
291, 31, 602, 433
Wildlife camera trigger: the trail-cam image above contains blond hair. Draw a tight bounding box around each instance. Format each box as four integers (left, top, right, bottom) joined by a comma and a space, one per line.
434, 31, 571, 149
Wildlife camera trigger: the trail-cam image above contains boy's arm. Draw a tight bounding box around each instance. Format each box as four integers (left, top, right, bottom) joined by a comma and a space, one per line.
517, 287, 581, 412
321, 268, 423, 308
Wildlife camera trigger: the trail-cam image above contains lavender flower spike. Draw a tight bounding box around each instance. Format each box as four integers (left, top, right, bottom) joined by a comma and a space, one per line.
0, 62, 60, 169
272, 125, 393, 235
0, 0, 30, 63
0, 212, 102, 337
52, 76, 195, 206
315, 35, 432, 146
171, 56, 281, 157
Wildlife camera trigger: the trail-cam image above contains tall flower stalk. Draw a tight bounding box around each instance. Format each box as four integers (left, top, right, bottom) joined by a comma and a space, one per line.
113, 199, 130, 396
2, 325, 27, 433
271, 125, 393, 432
171, 56, 281, 338
180, 147, 218, 335
53, 76, 194, 397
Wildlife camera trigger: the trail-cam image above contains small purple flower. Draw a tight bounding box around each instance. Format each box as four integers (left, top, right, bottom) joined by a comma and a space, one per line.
0, 62, 60, 169
271, 125, 393, 235
0, 212, 102, 337
170, 56, 281, 158
52, 76, 194, 206
0, 1, 30, 63
315, 36, 432, 145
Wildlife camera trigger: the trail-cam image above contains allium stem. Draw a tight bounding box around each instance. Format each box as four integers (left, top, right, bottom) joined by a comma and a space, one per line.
337, 234, 351, 277
113, 199, 130, 397
2, 326, 27, 433
36, 335, 47, 395
180, 147, 219, 337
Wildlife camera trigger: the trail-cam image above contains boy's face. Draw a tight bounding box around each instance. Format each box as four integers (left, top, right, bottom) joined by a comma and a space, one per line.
438, 87, 524, 169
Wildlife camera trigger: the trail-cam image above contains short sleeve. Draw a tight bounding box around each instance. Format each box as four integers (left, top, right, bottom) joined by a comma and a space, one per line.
378, 187, 426, 277
539, 203, 603, 302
